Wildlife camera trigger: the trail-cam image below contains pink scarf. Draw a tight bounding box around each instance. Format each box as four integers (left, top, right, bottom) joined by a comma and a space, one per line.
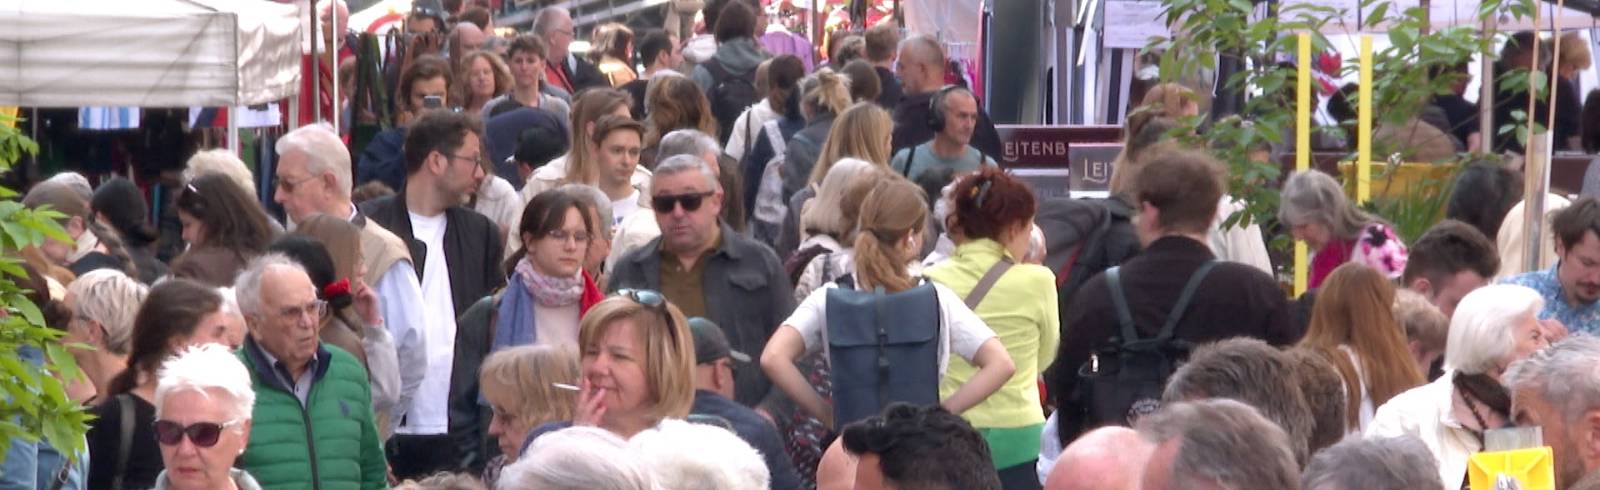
515, 258, 584, 308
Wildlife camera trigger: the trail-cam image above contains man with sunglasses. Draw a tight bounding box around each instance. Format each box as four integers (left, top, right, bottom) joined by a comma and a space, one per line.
234, 255, 389, 489
609, 154, 795, 409
361, 110, 506, 479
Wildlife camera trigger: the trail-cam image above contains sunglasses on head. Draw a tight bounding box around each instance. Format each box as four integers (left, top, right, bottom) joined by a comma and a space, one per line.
617, 288, 679, 344
154, 419, 241, 448
652, 191, 715, 213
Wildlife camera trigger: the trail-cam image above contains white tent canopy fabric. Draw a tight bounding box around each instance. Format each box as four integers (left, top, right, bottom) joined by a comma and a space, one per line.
0, 0, 302, 108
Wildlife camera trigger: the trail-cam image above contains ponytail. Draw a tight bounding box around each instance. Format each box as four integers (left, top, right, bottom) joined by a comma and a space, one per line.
850, 179, 929, 293
804, 69, 852, 119
87, 221, 139, 280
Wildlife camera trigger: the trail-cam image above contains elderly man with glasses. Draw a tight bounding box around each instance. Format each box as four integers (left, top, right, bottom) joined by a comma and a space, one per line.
233, 254, 388, 489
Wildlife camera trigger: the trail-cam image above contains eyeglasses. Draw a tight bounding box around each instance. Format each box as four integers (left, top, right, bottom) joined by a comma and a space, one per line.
154, 420, 241, 448
274, 173, 319, 193
274, 299, 329, 323
652, 191, 715, 213
546, 229, 592, 244
448, 153, 485, 168
617, 289, 679, 344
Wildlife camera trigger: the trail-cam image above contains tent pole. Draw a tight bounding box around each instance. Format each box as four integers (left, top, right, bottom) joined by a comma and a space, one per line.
228, 106, 241, 155
332, 1, 340, 134
1478, 14, 1496, 150
311, 0, 321, 125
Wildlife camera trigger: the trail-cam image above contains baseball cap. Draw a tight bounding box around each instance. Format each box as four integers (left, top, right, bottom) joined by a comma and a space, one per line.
688, 317, 751, 365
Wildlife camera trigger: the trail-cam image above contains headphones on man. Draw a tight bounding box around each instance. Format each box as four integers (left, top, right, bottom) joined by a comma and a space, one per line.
926, 85, 963, 132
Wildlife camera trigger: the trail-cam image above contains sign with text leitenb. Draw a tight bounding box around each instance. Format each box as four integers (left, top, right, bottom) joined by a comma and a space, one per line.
998, 126, 1075, 168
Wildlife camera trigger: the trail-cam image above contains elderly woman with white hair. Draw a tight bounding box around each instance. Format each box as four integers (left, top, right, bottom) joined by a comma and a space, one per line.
150, 343, 261, 490
1279, 170, 1410, 289
60, 269, 148, 403
1367, 284, 1551, 489
498, 426, 657, 490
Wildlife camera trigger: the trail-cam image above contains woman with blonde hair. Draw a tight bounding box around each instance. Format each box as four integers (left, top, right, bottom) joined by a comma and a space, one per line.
514, 291, 696, 451
590, 23, 638, 87
458, 50, 512, 116
479, 344, 580, 487
778, 101, 893, 257
761, 178, 1015, 429
1298, 263, 1425, 433
641, 76, 718, 167
780, 69, 853, 201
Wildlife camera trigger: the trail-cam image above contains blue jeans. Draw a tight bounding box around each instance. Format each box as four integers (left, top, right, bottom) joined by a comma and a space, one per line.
1, 347, 87, 490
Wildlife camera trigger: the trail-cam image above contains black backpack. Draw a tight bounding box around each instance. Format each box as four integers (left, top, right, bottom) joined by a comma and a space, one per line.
1036, 196, 1141, 323
703, 58, 760, 144
1060, 261, 1218, 443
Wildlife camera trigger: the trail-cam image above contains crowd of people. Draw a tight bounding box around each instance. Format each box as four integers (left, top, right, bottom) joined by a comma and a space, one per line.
13, 1, 1600, 489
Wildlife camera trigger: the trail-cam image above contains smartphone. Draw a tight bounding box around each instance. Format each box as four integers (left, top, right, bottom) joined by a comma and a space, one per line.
423, 95, 443, 109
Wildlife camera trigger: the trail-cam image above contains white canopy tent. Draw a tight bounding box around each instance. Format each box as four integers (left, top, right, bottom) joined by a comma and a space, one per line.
0, 0, 302, 108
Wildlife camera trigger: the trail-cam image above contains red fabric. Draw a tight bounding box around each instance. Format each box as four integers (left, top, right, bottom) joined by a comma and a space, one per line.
298, 48, 354, 126
1308, 238, 1355, 290
545, 63, 575, 95
579, 271, 605, 315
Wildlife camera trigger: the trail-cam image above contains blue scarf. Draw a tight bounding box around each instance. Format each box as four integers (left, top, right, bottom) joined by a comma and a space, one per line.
492, 273, 538, 353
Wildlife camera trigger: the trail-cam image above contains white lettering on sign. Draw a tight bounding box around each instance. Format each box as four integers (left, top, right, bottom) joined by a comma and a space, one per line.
1003, 140, 1070, 162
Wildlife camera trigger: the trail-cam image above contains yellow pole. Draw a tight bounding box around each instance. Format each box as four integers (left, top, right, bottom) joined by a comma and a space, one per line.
1295, 32, 1311, 297
1357, 35, 1373, 204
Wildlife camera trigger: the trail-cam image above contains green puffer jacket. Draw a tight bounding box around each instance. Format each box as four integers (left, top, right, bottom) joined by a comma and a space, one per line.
236, 337, 389, 490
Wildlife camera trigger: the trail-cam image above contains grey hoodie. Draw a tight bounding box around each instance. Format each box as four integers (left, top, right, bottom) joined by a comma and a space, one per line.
691, 38, 770, 91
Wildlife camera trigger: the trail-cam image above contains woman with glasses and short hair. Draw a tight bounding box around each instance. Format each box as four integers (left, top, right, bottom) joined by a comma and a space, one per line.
150, 344, 262, 490
91, 279, 237, 490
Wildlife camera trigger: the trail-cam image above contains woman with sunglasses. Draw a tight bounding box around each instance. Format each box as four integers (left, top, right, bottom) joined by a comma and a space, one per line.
517, 291, 696, 450
760, 178, 1015, 429
477, 344, 579, 487
170, 173, 279, 288
91, 279, 237, 490
150, 343, 262, 490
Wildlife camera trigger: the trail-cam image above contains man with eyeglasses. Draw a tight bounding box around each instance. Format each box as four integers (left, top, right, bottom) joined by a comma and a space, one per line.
273, 123, 429, 442
532, 7, 607, 98
609, 154, 795, 410
360, 110, 506, 479
234, 254, 389, 489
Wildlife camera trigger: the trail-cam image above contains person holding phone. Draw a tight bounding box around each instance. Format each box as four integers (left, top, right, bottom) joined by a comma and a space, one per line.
358, 55, 456, 192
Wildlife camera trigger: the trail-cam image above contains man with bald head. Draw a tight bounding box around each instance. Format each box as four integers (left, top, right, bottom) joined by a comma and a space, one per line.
891, 35, 1003, 159
533, 6, 607, 96
449, 21, 487, 69
1044, 427, 1154, 490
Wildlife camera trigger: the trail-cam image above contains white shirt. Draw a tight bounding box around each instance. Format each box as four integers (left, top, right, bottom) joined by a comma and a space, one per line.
1209, 195, 1273, 275
1338, 345, 1376, 435
534, 302, 581, 348
726, 99, 779, 162
373, 260, 427, 435
611, 189, 643, 229
1366, 374, 1480, 489
474, 176, 522, 238
782, 280, 996, 375
398, 211, 456, 435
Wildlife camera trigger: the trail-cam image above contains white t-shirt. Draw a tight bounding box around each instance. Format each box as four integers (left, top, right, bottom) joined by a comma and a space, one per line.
397, 211, 457, 435
611, 189, 643, 229
781, 280, 996, 374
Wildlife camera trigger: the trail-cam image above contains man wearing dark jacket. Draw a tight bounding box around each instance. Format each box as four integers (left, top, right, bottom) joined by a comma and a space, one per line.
891, 35, 1002, 158
360, 110, 506, 479
533, 7, 608, 97
1046, 149, 1296, 445
609, 155, 795, 409
865, 23, 903, 109
689, 318, 802, 490
691, 1, 771, 142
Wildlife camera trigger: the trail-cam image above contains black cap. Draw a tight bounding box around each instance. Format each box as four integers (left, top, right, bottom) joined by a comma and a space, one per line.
513, 125, 569, 169
689, 317, 751, 365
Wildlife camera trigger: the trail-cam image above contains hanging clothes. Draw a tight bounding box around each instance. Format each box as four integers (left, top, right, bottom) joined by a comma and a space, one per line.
78, 107, 140, 130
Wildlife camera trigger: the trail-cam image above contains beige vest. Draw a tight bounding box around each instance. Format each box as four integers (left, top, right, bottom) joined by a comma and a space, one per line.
358, 217, 413, 286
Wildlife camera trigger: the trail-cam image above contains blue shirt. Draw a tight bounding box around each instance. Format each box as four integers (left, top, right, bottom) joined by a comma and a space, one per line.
1500, 263, 1600, 333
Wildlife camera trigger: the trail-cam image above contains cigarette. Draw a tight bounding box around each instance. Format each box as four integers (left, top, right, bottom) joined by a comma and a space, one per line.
552, 383, 580, 391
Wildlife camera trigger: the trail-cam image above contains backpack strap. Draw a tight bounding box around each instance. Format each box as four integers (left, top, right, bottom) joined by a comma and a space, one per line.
1104, 267, 1139, 343
873, 285, 891, 410
111, 392, 134, 490
902, 145, 918, 178
963, 257, 1013, 309
1156, 261, 1220, 341
704, 58, 732, 83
